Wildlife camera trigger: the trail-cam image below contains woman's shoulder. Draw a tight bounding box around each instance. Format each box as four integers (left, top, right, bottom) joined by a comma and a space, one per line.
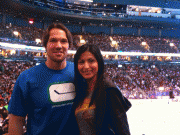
103, 77, 117, 89
103, 77, 132, 112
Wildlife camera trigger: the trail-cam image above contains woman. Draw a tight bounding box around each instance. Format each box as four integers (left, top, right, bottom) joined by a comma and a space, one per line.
73, 44, 132, 135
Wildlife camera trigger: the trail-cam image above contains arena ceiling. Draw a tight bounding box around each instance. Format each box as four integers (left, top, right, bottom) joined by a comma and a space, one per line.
0, 0, 180, 29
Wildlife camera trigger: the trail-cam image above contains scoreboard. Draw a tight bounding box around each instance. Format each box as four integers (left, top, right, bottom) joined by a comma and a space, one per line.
93, 0, 161, 5
92, 0, 180, 9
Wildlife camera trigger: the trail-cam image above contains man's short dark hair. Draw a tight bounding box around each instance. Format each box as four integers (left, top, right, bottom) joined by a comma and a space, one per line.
42, 23, 73, 48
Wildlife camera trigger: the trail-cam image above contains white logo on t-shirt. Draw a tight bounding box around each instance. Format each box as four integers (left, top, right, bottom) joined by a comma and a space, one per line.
48, 83, 75, 104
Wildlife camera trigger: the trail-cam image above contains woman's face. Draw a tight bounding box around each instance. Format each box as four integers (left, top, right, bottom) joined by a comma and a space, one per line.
78, 51, 98, 81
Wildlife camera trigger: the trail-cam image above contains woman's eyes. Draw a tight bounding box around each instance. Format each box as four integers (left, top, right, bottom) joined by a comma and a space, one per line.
88, 59, 95, 62
78, 59, 95, 64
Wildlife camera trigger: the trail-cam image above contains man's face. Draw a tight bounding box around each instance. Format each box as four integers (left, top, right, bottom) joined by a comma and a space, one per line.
46, 28, 69, 63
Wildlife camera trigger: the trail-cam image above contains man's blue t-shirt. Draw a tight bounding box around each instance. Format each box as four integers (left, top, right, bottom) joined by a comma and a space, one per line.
8, 62, 78, 135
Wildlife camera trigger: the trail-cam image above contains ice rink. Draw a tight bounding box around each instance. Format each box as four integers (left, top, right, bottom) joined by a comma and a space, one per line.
127, 99, 180, 135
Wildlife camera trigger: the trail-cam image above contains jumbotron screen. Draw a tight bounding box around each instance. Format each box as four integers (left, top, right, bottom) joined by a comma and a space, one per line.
54, 0, 63, 2
65, 0, 93, 3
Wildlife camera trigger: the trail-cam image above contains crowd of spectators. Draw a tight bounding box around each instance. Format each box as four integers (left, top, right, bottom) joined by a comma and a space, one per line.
105, 63, 180, 99
0, 59, 34, 134
0, 57, 180, 134
1, 59, 180, 104
76, 34, 180, 53
0, 60, 34, 103
0, 24, 43, 47
1, 24, 180, 53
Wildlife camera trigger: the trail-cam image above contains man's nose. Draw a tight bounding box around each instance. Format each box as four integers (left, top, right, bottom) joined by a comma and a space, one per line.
56, 41, 62, 48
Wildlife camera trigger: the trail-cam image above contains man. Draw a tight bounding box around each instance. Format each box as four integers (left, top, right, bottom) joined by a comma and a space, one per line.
8, 23, 79, 135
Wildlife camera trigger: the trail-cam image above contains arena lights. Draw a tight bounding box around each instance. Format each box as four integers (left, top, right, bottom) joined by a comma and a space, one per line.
80, 39, 86, 44
1, 42, 180, 57
79, 35, 86, 45
10, 50, 16, 55
13, 31, 19, 36
35, 39, 41, 44
79, 0, 93, 2
29, 18, 34, 24
170, 43, 174, 46
110, 37, 118, 49
0, 42, 45, 52
159, 87, 164, 91
141, 41, 147, 45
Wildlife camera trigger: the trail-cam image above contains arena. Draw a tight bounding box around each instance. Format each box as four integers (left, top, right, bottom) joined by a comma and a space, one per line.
1, 0, 180, 134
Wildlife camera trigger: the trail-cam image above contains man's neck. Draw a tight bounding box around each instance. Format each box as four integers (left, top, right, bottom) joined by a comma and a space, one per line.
45, 60, 67, 70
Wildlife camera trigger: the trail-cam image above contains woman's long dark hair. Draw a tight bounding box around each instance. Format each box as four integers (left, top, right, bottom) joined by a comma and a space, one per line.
74, 44, 106, 133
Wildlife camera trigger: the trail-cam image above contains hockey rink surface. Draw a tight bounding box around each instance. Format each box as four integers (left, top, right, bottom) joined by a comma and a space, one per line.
127, 99, 180, 135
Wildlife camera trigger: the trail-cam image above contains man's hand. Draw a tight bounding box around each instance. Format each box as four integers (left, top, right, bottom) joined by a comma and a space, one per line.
8, 114, 25, 135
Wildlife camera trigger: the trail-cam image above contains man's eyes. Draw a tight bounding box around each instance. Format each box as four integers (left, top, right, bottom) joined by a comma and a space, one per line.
61, 39, 68, 43
49, 39, 57, 42
49, 39, 68, 43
